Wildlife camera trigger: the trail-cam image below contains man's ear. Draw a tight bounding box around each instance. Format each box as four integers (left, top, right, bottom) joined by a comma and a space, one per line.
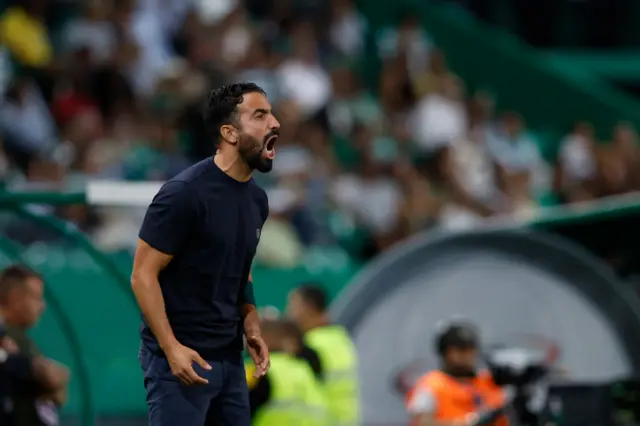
220, 124, 238, 145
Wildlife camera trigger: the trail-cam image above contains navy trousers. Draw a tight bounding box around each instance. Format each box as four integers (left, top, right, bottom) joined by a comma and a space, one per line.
139, 346, 250, 426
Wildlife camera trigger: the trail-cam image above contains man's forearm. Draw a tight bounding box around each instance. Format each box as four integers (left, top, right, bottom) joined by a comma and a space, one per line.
240, 280, 261, 337
131, 273, 178, 350
242, 304, 261, 337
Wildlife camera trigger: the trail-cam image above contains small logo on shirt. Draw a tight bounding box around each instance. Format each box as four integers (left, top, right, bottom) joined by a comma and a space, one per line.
256, 229, 260, 239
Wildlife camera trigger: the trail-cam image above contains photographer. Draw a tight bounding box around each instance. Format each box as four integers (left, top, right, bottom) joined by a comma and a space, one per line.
0, 265, 69, 426
405, 320, 509, 426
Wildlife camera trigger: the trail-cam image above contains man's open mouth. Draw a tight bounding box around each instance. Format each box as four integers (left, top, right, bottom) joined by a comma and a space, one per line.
264, 136, 277, 160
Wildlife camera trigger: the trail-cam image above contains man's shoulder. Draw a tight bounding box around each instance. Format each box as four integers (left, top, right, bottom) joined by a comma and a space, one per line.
406, 375, 438, 414
156, 159, 218, 201
249, 182, 268, 205
169, 159, 213, 186
416, 370, 449, 389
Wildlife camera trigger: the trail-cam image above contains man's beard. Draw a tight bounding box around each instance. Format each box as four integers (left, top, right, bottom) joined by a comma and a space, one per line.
443, 364, 477, 378
238, 132, 274, 173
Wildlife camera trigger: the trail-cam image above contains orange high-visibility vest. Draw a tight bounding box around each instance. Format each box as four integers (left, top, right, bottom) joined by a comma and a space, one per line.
405, 370, 508, 426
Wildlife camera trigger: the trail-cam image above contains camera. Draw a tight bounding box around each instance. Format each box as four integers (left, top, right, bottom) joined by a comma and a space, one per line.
483, 345, 553, 426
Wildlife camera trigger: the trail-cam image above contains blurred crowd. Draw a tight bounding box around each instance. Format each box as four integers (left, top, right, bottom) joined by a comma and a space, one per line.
2, 0, 640, 267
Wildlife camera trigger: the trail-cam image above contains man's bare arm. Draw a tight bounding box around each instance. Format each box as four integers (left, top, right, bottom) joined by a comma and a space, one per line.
241, 304, 261, 337
132, 239, 210, 385
240, 271, 270, 376
240, 272, 261, 337
131, 239, 178, 351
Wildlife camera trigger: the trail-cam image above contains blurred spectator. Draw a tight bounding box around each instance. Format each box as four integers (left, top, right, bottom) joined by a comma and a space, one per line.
120, 113, 189, 181
327, 65, 383, 138
218, 5, 254, 68
412, 49, 456, 99
554, 122, 598, 203
410, 74, 466, 155
378, 58, 415, 132
255, 192, 304, 268
450, 92, 498, 208
62, 0, 117, 65
0, 40, 14, 96
285, 284, 360, 425
596, 144, 628, 198
0, 77, 57, 172
329, 0, 367, 59
486, 112, 543, 214
0, 0, 635, 262
246, 319, 327, 424
611, 122, 640, 191
394, 159, 440, 235
0, 265, 70, 425
122, 0, 175, 96
331, 125, 404, 252
376, 10, 432, 79
236, 39, 281, 104
277, 21, 331, 121
196, 0, 239, 27
0, 136, 10, 183
0, 0, 53, 69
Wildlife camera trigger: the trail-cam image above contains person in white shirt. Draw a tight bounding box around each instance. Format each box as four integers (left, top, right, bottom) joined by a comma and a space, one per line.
485, 112, 546, 213
554, 122, 598, 203
277, 22, 331, 120
410, 75, 466, 154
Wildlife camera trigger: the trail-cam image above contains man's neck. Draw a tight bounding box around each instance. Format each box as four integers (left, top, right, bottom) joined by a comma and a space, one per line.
214, 151, 252, 182
304, 315, 330, 332
442, 364, 477, 379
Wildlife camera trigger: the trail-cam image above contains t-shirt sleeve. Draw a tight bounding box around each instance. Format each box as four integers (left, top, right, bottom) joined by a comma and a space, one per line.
139, 181, 196, 255
258, 188, 269, 225
407, 387, 437, 415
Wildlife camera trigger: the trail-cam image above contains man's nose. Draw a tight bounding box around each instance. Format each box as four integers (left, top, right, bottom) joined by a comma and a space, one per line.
270, 116, 280, 130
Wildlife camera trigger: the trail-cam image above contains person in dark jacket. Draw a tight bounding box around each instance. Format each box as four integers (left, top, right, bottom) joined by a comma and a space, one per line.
0, 265, 70, 426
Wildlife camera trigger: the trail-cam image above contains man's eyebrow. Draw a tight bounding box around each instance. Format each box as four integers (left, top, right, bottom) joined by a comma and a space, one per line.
252, 108, 270, 116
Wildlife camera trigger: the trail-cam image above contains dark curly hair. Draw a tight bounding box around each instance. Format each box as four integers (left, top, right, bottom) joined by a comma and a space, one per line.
203, 82, 266, 145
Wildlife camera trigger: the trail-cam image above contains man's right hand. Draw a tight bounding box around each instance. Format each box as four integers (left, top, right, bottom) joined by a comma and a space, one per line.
165, 343, 211, 385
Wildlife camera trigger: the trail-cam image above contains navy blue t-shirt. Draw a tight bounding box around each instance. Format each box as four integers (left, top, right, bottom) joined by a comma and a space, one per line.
138, 157, 269, 359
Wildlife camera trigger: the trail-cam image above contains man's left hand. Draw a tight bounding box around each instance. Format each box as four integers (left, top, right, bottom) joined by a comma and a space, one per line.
246, 335, 270, 378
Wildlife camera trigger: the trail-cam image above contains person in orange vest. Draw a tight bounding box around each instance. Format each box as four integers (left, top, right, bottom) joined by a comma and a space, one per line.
405, 320, 510, 426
